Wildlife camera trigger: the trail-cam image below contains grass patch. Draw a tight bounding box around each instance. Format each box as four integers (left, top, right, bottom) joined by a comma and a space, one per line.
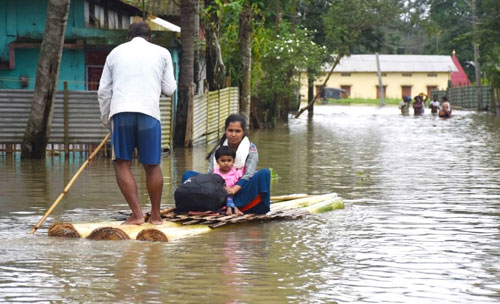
323, 98, 400, 105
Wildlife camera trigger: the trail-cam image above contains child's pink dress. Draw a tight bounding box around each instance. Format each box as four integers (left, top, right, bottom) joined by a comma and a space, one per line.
214, 167, 244, 188
214, 167, 244, 208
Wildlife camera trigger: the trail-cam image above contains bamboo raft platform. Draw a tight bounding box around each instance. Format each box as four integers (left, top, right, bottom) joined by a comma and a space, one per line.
48, 193, 344, 242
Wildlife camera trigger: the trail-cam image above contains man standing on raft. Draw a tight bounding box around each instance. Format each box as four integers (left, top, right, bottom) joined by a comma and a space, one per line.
98, 22, 177, 225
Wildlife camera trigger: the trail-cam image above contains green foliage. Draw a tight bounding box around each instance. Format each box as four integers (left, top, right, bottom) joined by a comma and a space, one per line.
322, 0, 400, 55
269, 168, 279, 180
255, 23, 329, 124
201, 0, 500, 126
478, 0, 500, 87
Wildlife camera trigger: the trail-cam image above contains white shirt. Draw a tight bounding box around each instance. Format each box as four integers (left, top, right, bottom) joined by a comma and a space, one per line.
442, 101, 451, 112
98, 37, 177, 127
430, 100, 440, 108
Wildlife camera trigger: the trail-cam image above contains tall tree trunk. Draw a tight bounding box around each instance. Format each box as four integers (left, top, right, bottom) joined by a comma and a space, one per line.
239, 1, 252, 124
307, 70, 315, 116
204, 0, 225, 91
21, 0, 70, 159
175, 0, 197, 146
275, 0, 282, 31
193, 2, 202, 95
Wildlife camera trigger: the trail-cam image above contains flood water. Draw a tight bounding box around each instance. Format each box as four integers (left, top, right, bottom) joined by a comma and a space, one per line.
1, 105, 500, 303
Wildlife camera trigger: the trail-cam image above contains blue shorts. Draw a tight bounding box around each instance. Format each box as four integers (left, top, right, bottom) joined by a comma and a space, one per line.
111, 112, 161, 164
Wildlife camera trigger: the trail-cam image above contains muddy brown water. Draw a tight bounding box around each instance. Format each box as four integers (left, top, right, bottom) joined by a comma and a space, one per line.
1, 105, 500, 303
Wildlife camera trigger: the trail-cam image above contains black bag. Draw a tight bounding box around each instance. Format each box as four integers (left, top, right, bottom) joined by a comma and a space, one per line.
174, 174, 228, 212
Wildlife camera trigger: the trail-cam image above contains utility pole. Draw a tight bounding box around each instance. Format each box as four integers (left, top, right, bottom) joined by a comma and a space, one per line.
472, 0, 482, 110
376, 53, 385, 106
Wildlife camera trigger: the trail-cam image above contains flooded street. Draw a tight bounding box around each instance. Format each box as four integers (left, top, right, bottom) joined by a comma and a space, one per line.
1, 105, 500, 303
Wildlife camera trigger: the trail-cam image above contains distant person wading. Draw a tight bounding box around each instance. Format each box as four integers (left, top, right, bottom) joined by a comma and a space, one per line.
439, 96, 452, 118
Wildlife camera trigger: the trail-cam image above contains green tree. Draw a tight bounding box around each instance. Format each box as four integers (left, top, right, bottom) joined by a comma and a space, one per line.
256, 24, 329, 126
296, 0, 400, 117
478, 0, 500, 87
174, 0, 199, 146
239, 0, 253, 124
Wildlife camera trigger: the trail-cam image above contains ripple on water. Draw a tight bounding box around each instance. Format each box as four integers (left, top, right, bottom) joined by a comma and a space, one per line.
1, 106, 500, 303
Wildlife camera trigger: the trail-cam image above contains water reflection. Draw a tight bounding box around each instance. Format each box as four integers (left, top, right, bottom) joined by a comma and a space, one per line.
0, 105, 500, 303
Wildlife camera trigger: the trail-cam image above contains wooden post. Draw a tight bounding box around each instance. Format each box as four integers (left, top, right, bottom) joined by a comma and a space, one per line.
227, 87, 231, 115
184, 83, 194, 147
63, 81, 69, 155
205, 92, 209, 145
376, 53, 385, 106
217, 89, 221, 139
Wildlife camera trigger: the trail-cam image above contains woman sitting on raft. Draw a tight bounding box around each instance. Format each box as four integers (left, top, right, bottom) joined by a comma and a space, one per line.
182, 114, 271, 215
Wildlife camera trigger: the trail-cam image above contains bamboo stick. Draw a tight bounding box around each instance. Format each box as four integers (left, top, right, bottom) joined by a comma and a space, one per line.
270, 193, 310, 202
305, 198, 344, 214
270, 193, 338, 211
30, 133, 111, 234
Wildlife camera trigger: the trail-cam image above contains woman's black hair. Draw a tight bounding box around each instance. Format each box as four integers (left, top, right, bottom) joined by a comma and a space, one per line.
215, 146, 236, 160
206, 114, 247, 160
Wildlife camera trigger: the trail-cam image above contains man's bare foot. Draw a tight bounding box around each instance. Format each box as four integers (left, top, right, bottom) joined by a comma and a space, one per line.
122, 215, 145, 225
148, 217, 163, 225
226, 207, 233, 215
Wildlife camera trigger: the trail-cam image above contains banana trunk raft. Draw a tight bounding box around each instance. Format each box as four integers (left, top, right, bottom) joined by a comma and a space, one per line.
48, 193, 344, 242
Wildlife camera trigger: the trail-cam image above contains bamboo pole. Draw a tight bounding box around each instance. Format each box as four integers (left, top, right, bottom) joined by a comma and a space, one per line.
270, 193, 309, 202
30, 133, 111, 234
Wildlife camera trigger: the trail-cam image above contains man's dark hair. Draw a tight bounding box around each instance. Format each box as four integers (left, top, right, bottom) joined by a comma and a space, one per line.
215, 146, 236, 161
128, 22, 151, 39
442, 96, 448, 101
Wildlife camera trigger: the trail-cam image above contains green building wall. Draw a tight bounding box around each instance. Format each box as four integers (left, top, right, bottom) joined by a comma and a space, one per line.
0, 49, 85, 90
0, 0, 179, 91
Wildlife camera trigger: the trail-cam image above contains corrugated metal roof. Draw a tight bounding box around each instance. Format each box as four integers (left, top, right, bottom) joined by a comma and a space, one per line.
325, 54, 458, 73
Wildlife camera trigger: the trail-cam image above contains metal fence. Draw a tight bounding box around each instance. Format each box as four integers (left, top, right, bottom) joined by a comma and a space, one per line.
191, 87, 239, 146
0, 89, 173, 151
431, 85, 492, 110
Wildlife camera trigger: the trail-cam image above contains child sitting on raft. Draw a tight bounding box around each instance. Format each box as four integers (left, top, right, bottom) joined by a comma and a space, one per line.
182, 114, 271, 215
213, 146, 244, 215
